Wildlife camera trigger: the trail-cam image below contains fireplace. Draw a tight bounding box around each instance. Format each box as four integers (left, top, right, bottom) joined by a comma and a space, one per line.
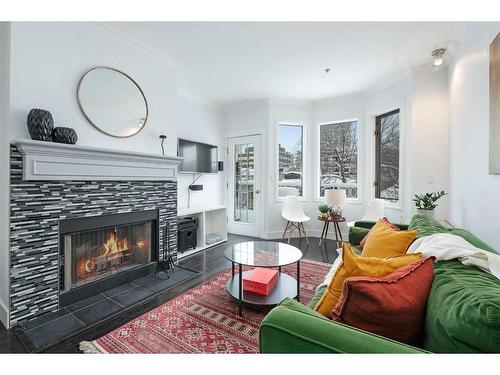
59, 210, 159, 306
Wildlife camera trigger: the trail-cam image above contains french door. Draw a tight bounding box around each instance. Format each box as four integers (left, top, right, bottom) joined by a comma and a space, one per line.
227, 135, 262, 237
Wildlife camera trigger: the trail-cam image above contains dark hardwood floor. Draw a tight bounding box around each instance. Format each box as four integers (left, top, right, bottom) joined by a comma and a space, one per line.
0, 234, 338, 353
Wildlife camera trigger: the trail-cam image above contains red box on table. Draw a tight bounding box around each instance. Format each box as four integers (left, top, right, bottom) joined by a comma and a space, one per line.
243, 267, 279, 295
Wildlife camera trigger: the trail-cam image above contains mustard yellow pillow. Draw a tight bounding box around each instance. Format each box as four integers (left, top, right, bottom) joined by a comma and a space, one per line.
314, 243, 422, 317
361, 219, 417, 258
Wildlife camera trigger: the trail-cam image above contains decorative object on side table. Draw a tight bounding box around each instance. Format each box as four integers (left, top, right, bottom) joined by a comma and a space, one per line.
52, 127, 78, 144
318, 203, 330, 219
27, 108, 54, 141
413, 191, 447, 219
325, 188, 347, 217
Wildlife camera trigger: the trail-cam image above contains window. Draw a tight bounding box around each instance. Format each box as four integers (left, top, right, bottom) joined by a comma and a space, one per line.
319, 120, 358, 198
375, 109, 400, 203
277, 123, 304, 198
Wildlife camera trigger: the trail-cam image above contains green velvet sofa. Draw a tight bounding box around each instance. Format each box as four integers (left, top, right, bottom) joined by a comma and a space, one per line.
259, 215, 500, 353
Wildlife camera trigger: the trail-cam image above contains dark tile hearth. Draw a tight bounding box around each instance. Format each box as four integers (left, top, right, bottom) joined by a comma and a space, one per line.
111, 286, 153, 307
72, 299, 123, 326
25, 315, 86, 350
12, 266, 199, 353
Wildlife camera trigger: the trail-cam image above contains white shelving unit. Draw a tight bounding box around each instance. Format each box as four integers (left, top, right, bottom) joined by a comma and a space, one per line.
177, 205, 228, 259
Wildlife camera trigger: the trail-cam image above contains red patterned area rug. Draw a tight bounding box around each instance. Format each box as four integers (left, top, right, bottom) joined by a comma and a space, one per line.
80, 259, 330, 354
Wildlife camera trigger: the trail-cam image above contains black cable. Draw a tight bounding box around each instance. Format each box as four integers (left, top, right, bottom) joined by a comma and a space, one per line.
187, 173, 202, 208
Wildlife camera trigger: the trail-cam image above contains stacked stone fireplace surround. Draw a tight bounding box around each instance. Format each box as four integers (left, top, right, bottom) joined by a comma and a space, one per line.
9, 145, 178, 326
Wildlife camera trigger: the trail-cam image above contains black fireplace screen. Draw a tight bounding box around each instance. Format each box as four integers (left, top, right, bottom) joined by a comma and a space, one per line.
63, 221, 153, 291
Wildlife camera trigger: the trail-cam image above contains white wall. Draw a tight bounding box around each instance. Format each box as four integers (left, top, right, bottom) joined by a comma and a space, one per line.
411, 66, 449, 219
449, 22, 500, 251
0, 22, 11, 328
224, 100, 269, 136
9, 22, 178, 155
177, 93, 226, 209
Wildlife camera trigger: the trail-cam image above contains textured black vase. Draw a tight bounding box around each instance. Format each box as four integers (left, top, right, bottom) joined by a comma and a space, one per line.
27, 109, 54, 141
52, 127, 78, 144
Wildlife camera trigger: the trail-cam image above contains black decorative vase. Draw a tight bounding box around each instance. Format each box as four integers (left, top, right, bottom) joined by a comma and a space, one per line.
52, 127, 78, 145
27, 109, 54, 141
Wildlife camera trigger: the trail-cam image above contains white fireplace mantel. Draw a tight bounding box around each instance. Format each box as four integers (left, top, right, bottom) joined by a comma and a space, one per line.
13, 139, 183, 181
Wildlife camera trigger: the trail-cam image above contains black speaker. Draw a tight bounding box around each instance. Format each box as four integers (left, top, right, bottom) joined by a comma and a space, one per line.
218, 161, 224, 172
178, 217, 198, 253
189, 184, 203, 191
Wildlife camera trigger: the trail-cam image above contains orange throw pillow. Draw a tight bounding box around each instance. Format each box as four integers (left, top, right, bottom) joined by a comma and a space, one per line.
361, 219, 417, 258
314, 243, 422, 317
359, 217, 400, 250
331, 257, 435, 347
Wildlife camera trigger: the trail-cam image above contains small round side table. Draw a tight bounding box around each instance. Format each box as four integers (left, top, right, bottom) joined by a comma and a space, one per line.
318, 215, 346, 249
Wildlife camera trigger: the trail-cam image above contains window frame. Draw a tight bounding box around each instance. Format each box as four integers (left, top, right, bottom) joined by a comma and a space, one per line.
316, 118, 361, 203
275, 121, 306, 201
372, 107, 403, 209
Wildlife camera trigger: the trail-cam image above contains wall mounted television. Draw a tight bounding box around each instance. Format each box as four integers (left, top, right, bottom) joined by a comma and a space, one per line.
178, 138, 218, 174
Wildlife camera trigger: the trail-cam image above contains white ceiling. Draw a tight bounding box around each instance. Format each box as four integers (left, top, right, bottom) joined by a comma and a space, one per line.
104, 22, 466, 106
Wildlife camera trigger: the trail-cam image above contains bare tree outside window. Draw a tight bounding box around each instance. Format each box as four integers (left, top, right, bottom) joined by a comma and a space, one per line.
277, 124, 304, 197
319, 121, 358, 198
375, 110, 400, 202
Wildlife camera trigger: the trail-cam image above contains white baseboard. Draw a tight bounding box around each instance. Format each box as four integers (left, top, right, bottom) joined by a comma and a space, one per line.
263, 229, 348, 241
0, 298, 9, 329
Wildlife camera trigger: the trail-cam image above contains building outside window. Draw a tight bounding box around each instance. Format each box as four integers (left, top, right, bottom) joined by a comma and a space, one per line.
319, 120, 358, 198
277, 123, 304, 198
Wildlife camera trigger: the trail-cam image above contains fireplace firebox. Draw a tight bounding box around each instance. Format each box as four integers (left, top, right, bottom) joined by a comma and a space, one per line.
59, 210, 159, 306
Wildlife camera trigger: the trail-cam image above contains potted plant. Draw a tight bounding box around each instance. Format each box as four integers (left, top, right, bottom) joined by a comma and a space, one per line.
413, 191, 447, 218
318, 204, 330, 219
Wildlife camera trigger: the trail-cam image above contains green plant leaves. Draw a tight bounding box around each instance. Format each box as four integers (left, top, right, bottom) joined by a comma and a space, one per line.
318, 203, 330, 213
413, 191, 447, 210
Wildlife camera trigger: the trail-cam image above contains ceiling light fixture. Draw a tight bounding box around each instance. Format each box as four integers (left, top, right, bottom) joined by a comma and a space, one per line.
431, 48, 446, 67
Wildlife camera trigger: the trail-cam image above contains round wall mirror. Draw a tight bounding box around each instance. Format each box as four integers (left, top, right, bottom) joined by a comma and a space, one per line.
77, 67, 148, 138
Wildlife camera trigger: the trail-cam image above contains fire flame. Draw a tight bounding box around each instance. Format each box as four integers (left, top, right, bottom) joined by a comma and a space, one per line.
103, 230, 129, 255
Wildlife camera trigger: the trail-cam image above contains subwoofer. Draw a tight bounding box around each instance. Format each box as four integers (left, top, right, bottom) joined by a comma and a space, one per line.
178, 217, 198, 253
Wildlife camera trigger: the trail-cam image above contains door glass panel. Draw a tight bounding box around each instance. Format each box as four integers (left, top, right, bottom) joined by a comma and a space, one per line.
234, 143, 255, 223
378, 110, 400, 202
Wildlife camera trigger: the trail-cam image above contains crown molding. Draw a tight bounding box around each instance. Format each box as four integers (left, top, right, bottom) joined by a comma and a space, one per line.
89, 22, 179, 70
220, 99, 269, 113
268, 98, 313, 108
363, 69, 412, 97
178, 88, 220, 111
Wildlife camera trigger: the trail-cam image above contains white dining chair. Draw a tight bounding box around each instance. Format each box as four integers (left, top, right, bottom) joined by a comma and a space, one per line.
346, 198, 385, 228
281, 196, 310, 244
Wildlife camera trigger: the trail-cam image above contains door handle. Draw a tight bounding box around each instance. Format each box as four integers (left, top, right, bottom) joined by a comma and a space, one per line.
255, 189, 260, 194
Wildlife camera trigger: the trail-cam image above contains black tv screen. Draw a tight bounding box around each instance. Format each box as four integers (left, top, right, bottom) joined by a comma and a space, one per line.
178, 139, 218, 174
